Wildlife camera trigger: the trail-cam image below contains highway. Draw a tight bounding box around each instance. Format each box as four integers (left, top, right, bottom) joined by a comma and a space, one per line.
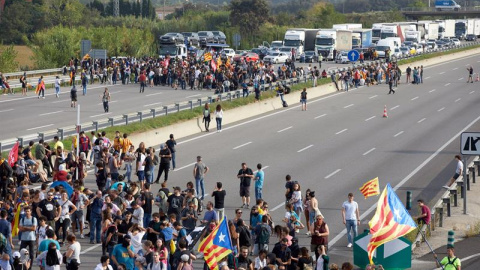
56, 51, 480, 269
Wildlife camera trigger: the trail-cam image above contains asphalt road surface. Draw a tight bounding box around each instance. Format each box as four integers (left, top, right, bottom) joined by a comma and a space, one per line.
41, 51, 480, 269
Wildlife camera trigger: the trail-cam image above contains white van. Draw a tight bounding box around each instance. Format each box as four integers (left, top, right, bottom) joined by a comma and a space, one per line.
376, 39, 396, 58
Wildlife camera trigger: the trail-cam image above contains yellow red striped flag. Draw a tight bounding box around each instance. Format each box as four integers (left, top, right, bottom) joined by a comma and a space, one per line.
359, 177, 380, 199
198, 217, 233, 270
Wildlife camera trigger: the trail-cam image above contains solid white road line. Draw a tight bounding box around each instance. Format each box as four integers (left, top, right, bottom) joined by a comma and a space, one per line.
277, 126, 293, 133
143, 102, 163, 107
453, 67, 458, 70
365, 116, 376, 121
186, 94, 201, 98
51, 99, 69, 104
89, 112, 111, 118
314, 114, 327, 119
362, 148, 376, 156
80, 244, 101, 255
424, 76, 431, 80
329, 114, 480, 249
146, 92, 163, 97
429, 89, 436, 93
233, 142, 252, 150
458, 78, 464, 81
175, 162, 196, 171
270, 202, 286, 212
344, 104, 354, 108
470, 91, 475, 94
110, 90, 122, 94
325, 169, 341, 179
438, 107, 445, 112
418, 118, 426, 123
0, 109, 13, 113
336, 129, 348, 135
445, 83, 451, 86
439, 72, 445, 74
26, 124, 54, 131
394, 131, 404, 137
390, 105, 400, 110
97, 100, 117, 105
39, 110, 63, 116
411, 96, 419, 101
369, 95, 378, 99
455, 98, 461, 102
297, 145, 313, 153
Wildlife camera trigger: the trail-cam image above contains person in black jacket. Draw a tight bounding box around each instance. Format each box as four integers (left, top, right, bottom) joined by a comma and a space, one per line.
0, 158, 13, 200
155, 144, 171, 184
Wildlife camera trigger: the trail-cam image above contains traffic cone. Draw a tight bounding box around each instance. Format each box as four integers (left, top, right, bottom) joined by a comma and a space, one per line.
383, 105, 388, 118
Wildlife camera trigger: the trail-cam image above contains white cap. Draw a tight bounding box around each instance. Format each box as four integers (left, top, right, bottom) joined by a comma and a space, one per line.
13, 251, 20, 258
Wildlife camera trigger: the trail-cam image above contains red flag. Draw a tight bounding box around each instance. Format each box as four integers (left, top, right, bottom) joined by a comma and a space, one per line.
211, 59, 217, 72
164, 58, 170, 68
8, 141, 19, 167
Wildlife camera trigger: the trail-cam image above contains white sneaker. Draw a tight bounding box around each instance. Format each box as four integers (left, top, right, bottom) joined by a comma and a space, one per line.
80, 234, 85, 239
442, 185, 450, 189
306, 232, 311, 236
347, 243, 352, 248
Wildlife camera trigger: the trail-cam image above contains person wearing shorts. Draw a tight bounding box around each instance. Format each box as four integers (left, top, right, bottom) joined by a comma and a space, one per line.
300, 88, 307, 111
444, 155, 463, 189
237, 163, 254, 209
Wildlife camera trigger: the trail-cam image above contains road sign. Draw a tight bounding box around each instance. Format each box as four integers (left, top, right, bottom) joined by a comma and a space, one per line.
233, 33, 241, 49
347, 50, 360, 62
354, 231, 412, 269
461, 132, 480, 155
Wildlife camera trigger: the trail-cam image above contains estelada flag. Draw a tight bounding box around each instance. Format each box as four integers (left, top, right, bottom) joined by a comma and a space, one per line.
204, 52, 212, 62
359, 177, 380, 199
211, 59, 217, 72
198, 217, 233, 270
8, 141, 19, 167
367, 183, 416, 264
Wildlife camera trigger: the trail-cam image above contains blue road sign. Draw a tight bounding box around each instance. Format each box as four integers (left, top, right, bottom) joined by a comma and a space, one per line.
348, 50, 360, 62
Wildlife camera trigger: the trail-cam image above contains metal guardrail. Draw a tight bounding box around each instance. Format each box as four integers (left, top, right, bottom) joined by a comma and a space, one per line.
401, 7, 480, 12
4, 68, 64, 79
1, 41, 479, 153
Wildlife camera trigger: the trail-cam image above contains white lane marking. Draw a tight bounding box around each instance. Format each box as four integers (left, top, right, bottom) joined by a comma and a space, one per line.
411, 96, 419, 101
270, 202, 286, 212
391, 105, 399, 110
429, 89, 436, 93
363, 148, 376, 156
146, 92, 163, 97
453, 67, 458, 70
418, 118, 426, 123
110, 90, 122, 94
445, 83, 451, 86
469, 91, 475, 94
329, 114, 480, 249
455, 98, 461, 102
97, 100, 117, 105
89, 112, 111, 118
277, 126, 293, 133
175, 162, 196, 171
39, 110, 63, 116
424, 76, 431, 80
143, 102, 163, 107
51, 99, 69, 104
0, 109, 13, 113
233, 142, 252, 150
186, 94, 201, 99
344, 104, 354, 108
365, 116, 376, 122
438, 107, 445, 112
325, 169, 341, 179
369, 95, 378, 99
26, 124, 53, 131
297, 145, 314, 153
394, 131, 404, 137
458, 78, 464, 81
314, 114, 327, 119
439, 72, 445, 74
336, 129, 348, 135
80, 244, 101, 255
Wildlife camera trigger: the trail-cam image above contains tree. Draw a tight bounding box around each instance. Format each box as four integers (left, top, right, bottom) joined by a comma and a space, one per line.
42, 0, 87, 27
0, 45, 19, 72
305, 2, 345, 28
229, 0, 269, 44
0, 1, 43, 44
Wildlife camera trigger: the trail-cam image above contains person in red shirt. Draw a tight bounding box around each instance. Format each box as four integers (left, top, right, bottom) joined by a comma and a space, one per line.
139, 71, 147, 93
414, 199, 431, 225
79, 131, 90, 157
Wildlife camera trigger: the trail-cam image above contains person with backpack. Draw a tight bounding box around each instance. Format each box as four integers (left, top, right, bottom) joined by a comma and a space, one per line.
255, 215, 271, 254
236, 219, 252, 252
0, 209, 13, 257
312, 67, 320, 87
19, 206, 36, 268
202, 103, 211, 132
434, 245, 461, 270
104, 216, 121, 257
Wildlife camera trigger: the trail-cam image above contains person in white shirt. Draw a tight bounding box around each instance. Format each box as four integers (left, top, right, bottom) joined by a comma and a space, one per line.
254, 249, 267, 270
127, 224, 146, 254
36, 242, 63, 270
95, 255, 113, 270
56, 192, 77, 245
36, 216, 53, 247
131, 201, 144, 228
445, 155, 464, 188
214, 104, 223, 132
342, 193, 360, 248
65, 234, 81, 269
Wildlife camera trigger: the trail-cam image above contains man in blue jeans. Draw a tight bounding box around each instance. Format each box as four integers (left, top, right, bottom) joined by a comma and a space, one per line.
193, 156, 209, 200
90, 190, 104, 244
342, 192, 360, 248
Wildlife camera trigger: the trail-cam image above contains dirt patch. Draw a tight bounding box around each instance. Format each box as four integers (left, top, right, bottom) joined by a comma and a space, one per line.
12, 46, 34, 70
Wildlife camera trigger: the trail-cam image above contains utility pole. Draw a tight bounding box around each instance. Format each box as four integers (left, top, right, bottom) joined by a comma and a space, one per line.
113, 0, 119, 17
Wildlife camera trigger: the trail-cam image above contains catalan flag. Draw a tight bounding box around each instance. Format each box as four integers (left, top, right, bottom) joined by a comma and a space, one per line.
359, 177, 380, 199
367, 183, 416, 264
198, 217, 233, 270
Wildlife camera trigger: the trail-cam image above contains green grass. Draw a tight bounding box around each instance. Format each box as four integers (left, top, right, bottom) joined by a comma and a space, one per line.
396, 44, 480, 66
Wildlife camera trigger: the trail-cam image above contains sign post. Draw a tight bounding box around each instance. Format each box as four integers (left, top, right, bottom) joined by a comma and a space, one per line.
460, 132, 480, 214
347, 49, 360, 64
233, 33, 241, 51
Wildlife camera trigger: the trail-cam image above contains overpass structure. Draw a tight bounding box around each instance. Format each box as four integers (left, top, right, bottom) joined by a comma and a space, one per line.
401, 7, 480, 20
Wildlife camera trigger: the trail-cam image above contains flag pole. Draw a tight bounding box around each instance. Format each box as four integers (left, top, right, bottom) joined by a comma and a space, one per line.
417, 227, 444, 270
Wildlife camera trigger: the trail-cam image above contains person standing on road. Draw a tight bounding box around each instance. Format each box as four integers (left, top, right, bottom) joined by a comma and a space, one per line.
70, 85, 78, 108
211, 182, 226, 222
37, 76, 45, 99
101, 88, 111, 113
467, 66, 474, 83
215, 104, 223, 132
237, 163, 254, 209
139, 71, 146, 93
434, 245, 461, 270
300, 88, 307, 111
155, 144, 171, 183
406, 66, 412, 83
318, 53, 323, 68
193, 156, 209, 200
310, 214, 329, 262
81, 71, 88, 95
166, 134, 177, 171
388, 73, 395, 94
413, 199, 431, 226
342, 193, 360, 248
203, 103, 211, 132
444, 155, 463, 188
253, 163, 264, 201
21, 74, 27, 96
19, 206, 37, 266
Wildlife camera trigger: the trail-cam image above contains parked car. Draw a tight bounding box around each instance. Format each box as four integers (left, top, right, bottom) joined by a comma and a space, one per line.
392, 48, 402, 58
197, 31, 215, 46
160, 33, 184, 45
399, 47, 410, 57
335, 51, 349, 64
304, 51, 317, 63
263, 52, 289, 64
211, 31, 227, 44
244, 52, 259, 62
466, 34, 477, 41
233, 52, 248, 62
451, 38, 461, 46
427, 41, 438, 51
278, 47, 293, 59
222, 48, 235, 58
182, 32, 199, 46
251, 48, 268, 60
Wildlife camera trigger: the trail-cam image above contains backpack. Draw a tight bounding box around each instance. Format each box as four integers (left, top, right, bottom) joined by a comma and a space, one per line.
314, 69, 320, 77
257, 224, 270, 245
0, 232, 7, 253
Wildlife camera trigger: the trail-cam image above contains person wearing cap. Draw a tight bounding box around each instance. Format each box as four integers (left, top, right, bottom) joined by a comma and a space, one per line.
111, 234, 135, 270
155, 143, 171, 184
434, 245, 461, 270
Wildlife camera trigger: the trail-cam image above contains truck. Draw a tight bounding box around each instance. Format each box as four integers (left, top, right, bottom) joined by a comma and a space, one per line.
283, 29, 318, 58
438, 19, 455, 38
428, 22, 439, 41
375, 39, 396, 58
466, 19, 475, 35
372, 23, 383, 44
455, 20, 467, 39
352, 29, 372, 48
380, 24, 406, 42
405, 30, 421, 43
332, 24, 362, 30
315, 29, 352, 60
417, 21, 439, 42
158, 41, 188, 58
336, 30, 353, 52
435, 0, 461, 11
473, 19, 480, 37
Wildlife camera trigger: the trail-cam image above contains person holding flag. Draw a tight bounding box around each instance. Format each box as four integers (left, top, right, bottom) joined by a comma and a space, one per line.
198, 216, 233, 270
36, 76, 45, 99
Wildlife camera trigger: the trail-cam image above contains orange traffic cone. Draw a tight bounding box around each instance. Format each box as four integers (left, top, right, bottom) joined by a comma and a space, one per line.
383, 105, 388, 118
